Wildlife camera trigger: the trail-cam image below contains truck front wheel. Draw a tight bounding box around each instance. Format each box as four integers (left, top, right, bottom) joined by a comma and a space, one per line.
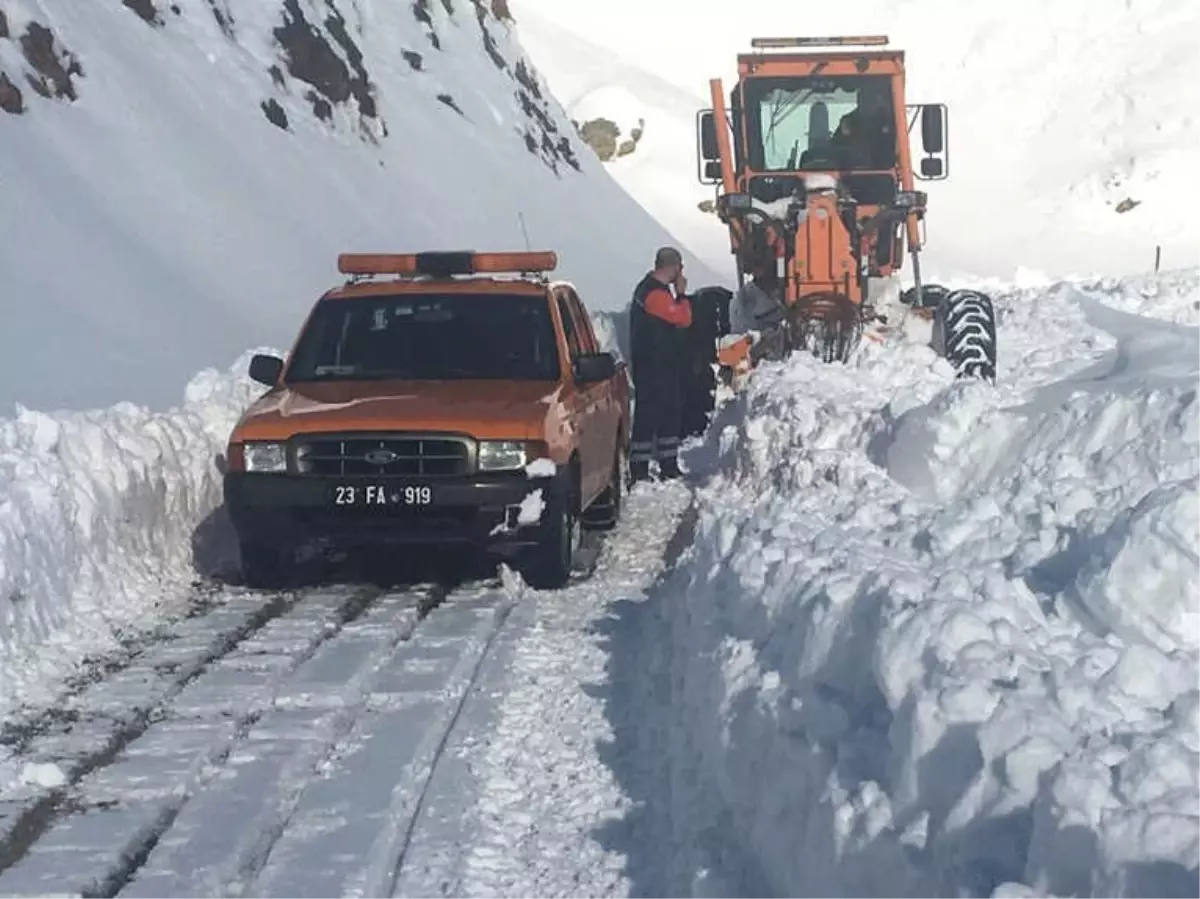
519, 478, 580, 590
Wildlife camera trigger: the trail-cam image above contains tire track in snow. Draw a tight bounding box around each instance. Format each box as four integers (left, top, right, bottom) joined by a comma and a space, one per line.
0, 584, 313, 873
0, 581, 401, 895
112, 583, 452, 898
386, 484, 700, 899
248, 584, 519, 899
0, 575, 521, 898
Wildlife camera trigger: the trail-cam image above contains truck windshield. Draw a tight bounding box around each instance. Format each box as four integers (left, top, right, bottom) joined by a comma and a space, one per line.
286, 293, 560, 382
741, 74, 896, 172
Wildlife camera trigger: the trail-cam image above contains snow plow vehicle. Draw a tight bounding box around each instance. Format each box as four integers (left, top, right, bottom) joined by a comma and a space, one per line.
696, 34, 997, 380
222, 250, 630, 591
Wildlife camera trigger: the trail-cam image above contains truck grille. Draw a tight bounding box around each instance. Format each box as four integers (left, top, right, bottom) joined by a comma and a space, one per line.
295, 434, 471, 477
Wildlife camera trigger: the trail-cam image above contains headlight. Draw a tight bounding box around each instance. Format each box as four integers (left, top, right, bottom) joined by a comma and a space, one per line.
478, 440, 527, 471
244, 441, 287, 472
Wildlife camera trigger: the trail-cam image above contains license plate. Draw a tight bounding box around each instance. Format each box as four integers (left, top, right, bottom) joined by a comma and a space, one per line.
329, 484, 434, 508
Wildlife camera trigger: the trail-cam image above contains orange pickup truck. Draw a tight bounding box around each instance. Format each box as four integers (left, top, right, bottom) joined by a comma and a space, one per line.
222, 250, 630, 590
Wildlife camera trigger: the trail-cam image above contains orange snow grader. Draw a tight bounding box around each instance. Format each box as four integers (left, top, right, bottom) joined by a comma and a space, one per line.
697, 35, 997, 381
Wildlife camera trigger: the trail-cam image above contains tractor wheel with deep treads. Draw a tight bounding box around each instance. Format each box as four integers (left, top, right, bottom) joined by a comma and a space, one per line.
933, 289, 998, 382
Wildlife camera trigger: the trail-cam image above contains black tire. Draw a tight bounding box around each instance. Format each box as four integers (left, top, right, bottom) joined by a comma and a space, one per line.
519, 477, 581, 590
239, 540, 291, 590
582, 443, 625, 532
934, 289, 997, 382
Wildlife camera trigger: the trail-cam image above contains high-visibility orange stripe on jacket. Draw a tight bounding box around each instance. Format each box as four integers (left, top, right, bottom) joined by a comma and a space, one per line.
642, 284, 692, 327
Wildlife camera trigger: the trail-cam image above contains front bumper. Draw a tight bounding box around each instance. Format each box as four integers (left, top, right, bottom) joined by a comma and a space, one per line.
223, 470, 559, 554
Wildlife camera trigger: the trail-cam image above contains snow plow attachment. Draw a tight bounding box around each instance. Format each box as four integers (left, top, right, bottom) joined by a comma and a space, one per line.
694, 34, 998, 381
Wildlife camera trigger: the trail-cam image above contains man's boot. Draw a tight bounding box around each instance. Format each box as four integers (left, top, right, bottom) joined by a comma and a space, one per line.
658, 455, 682, 480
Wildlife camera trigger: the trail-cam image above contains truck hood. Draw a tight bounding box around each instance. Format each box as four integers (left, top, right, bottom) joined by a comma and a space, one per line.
234, 379, 562, 441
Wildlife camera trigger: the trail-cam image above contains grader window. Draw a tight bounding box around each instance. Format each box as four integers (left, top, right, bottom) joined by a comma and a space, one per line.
743, 75, 897, 172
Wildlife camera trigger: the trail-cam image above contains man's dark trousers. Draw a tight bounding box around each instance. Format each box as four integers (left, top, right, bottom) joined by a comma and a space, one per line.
630, 370, 683, 479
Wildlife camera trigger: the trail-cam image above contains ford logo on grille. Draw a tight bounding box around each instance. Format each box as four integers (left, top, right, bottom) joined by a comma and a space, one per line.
364, 449, 399, 466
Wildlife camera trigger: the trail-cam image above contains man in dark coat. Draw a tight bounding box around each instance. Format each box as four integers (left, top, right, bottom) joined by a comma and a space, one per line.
628, 247, 693, 482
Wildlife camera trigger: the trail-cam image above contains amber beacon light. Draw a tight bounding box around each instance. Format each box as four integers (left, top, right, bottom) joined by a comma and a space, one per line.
337, 250, 559, 278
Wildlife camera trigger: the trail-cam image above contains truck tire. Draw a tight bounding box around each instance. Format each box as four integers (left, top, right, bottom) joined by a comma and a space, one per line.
519, 476, 580, 590
240, 541, 291, 590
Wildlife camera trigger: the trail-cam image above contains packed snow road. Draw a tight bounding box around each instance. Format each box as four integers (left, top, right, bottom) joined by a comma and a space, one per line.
0, 484, 696, 898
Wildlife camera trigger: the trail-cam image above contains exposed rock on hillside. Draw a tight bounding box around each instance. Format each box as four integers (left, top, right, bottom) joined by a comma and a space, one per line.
576, 115, 645, 162
0, 0, 581, 173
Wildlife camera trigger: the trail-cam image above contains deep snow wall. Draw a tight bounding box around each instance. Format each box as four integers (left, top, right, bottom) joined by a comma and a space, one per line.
661, 270, 1199, 897
0, 0, 717, 413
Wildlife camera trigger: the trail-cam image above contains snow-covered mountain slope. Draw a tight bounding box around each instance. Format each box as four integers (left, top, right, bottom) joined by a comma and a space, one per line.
512, 0, 1200, 284
0, 0, 718, 413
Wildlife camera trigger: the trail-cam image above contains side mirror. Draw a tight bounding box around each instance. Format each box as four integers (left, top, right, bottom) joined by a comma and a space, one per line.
920, 104, 944, 154
249, 353, 284, 387
696, 109, 722, 185
907, 102, 949, 182
573, 351, 616, 384
698, 110, 718, 159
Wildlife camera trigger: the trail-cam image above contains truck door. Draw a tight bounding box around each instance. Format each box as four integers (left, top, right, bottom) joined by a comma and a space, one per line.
557, 288, 607, 505
555, 289, 599, 504
566, 287, 618, 480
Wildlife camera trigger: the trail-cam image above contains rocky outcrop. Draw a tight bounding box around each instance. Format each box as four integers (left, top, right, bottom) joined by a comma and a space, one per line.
576, 116, 644, 162
0, 0, 583, 173
206, 0, 236, 39
0, 72, 23, 114
491, 0, 514, 23
270, 0, 381, 137
261, 97, 289, 130
121, 0, 165, 27
0, 11, 81, 114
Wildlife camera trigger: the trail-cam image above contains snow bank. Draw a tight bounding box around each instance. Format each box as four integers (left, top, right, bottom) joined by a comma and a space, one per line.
0, 351, 268, 718
0, 0, 718, 413
665, 270, 1199, 896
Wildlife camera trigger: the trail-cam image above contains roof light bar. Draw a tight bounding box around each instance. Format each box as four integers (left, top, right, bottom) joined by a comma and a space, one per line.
749, 35, 890, 49
337, 250, 559, 277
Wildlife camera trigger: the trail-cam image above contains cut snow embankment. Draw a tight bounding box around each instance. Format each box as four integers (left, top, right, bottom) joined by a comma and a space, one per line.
667, 269, 1199, 896
0, 350, 271, 720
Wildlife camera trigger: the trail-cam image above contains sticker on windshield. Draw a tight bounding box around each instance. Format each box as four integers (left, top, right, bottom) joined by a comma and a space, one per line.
371, 307, 388, 331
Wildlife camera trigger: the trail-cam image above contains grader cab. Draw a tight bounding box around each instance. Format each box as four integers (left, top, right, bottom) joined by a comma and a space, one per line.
697, 35, 996, 381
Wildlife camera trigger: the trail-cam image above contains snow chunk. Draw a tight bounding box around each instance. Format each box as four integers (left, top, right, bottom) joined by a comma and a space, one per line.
1071, 478, 1200, 654
525, 458, 557, 478
517, 489, 545, 526
21, 762, 66, 789
803, 173, 839, 191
